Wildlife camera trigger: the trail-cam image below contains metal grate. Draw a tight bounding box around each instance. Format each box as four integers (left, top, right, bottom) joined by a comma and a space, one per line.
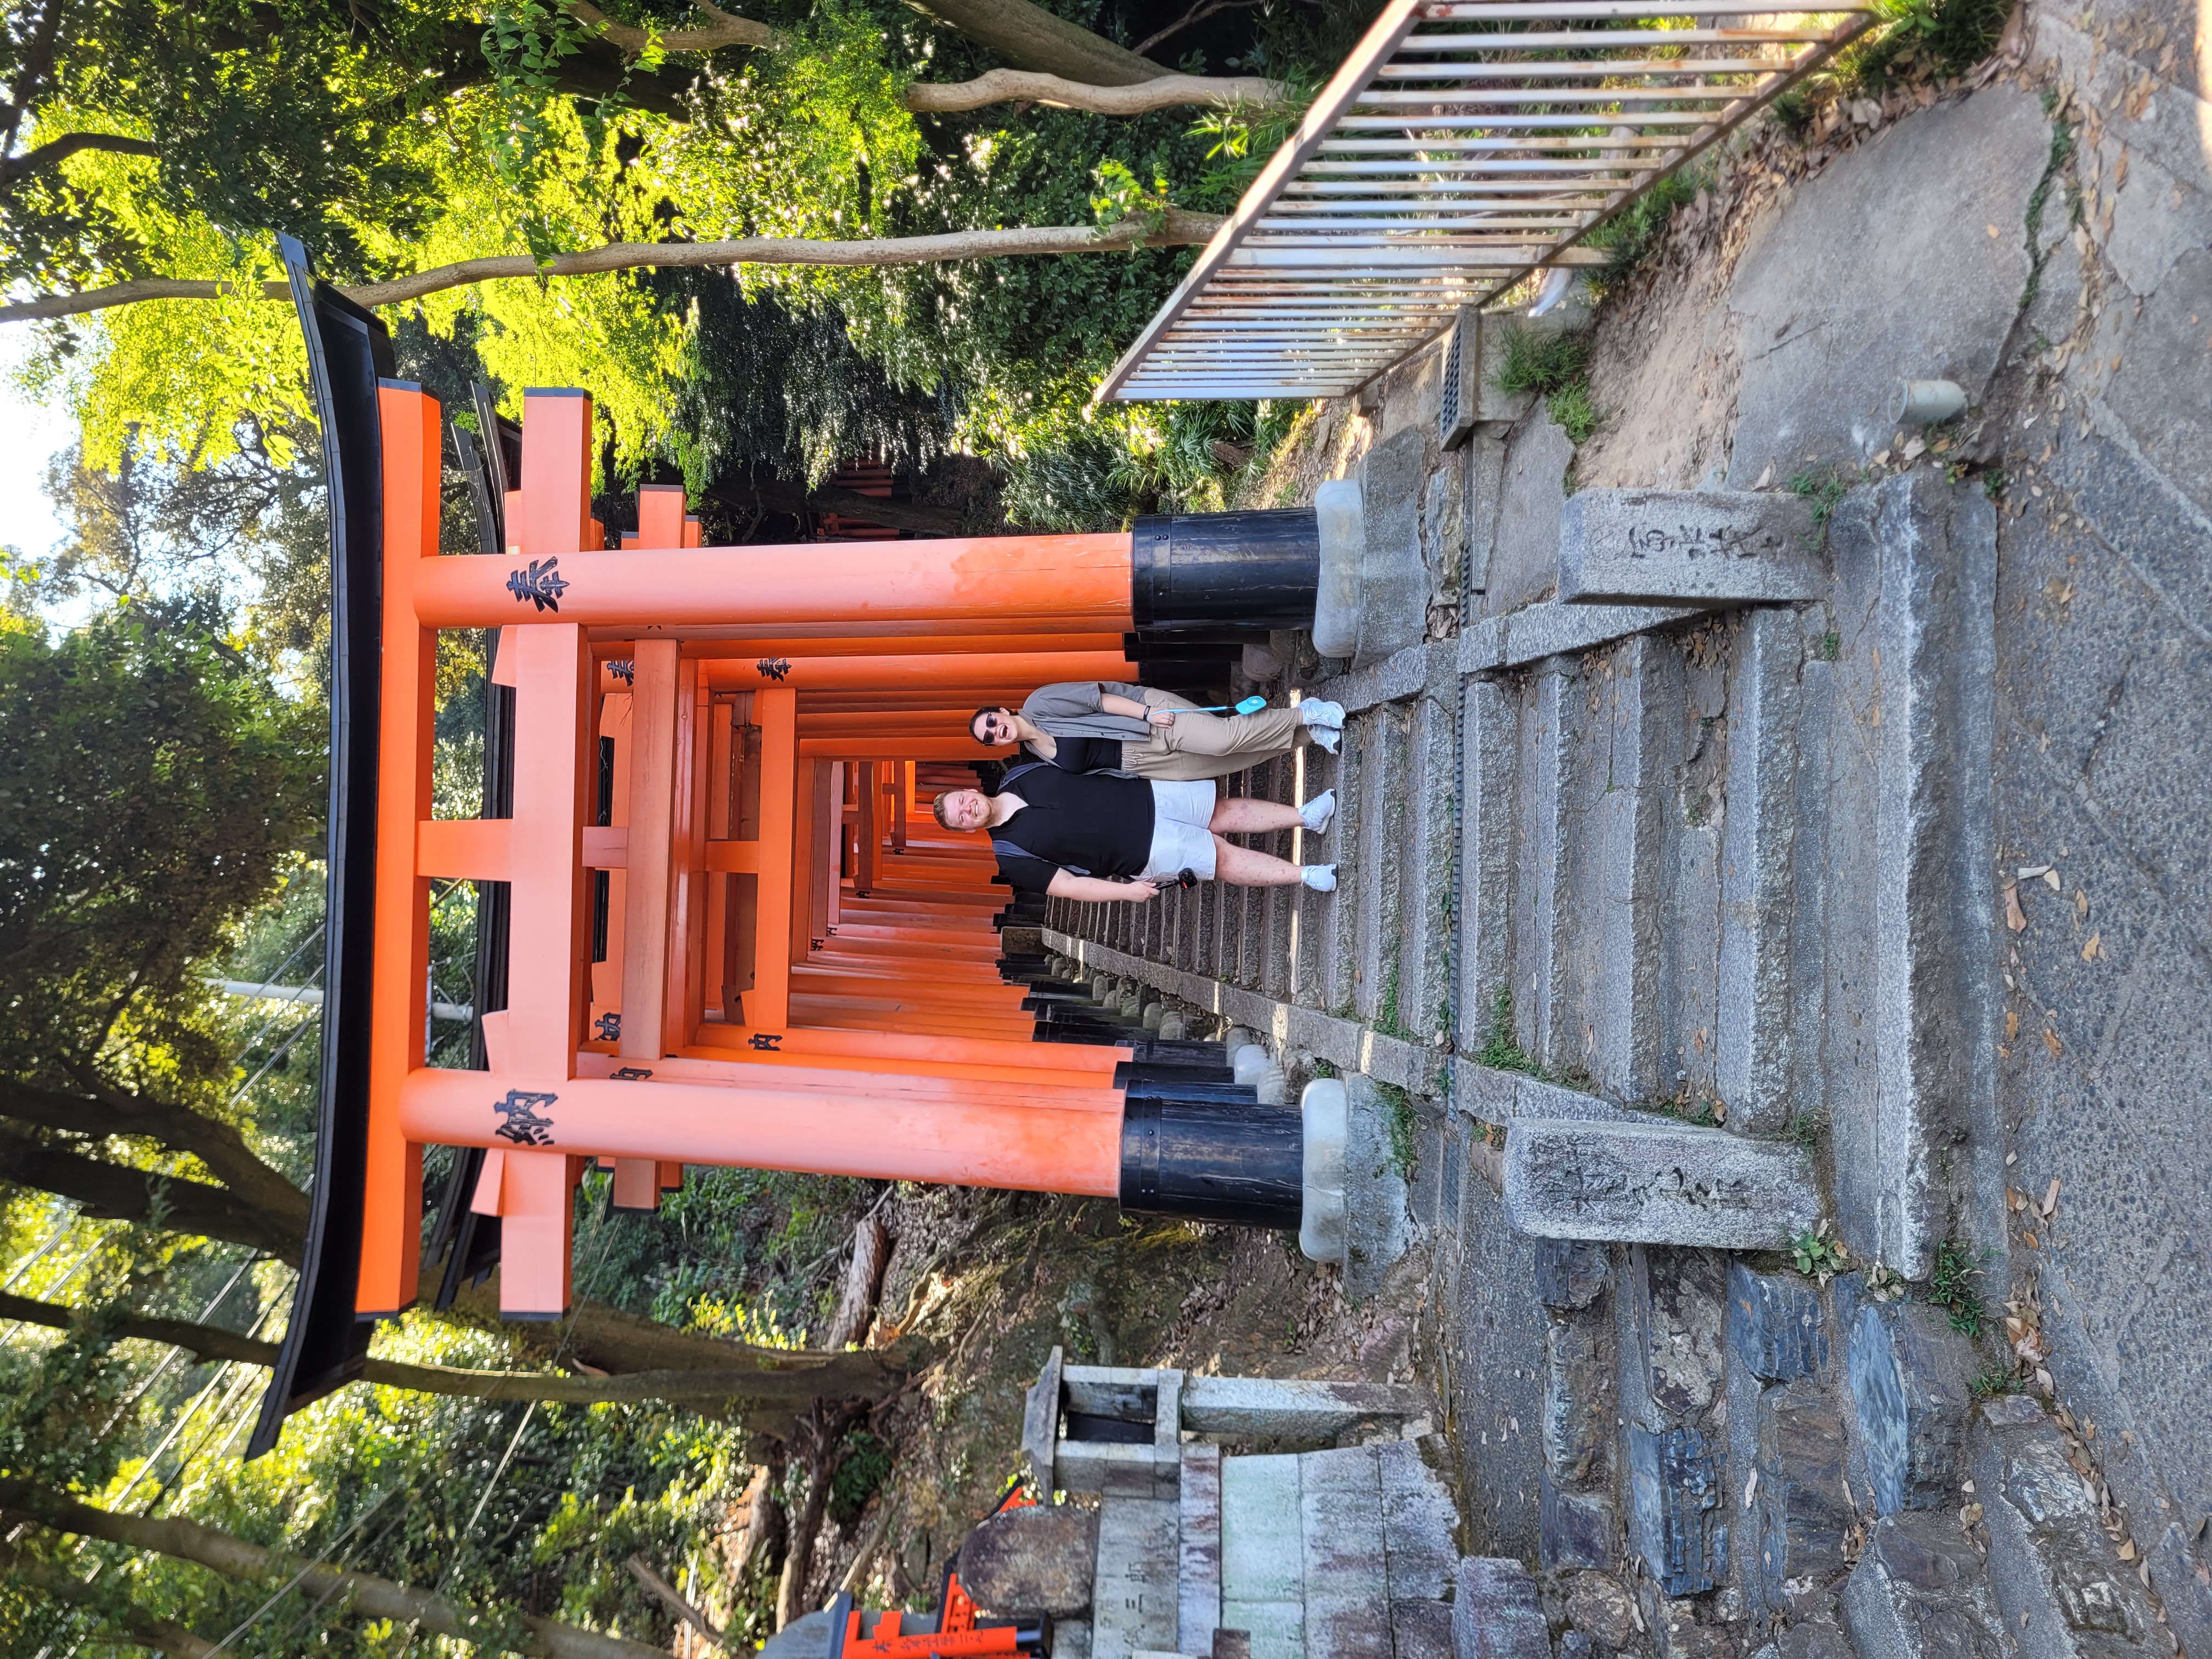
1098, 0, 1875, 403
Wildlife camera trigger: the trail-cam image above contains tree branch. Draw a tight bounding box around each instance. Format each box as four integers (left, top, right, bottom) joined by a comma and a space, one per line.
0, 1547, 218, 1658
0, 1127, 306, 1262
0, 1145, 926, 1408
0, 211, 1227, 324
914, 0, 1169, 85
0, 1286, 926, 1406
905, 68, 1286, 115
0, 1481, 672, 1659
1132, 0, 1264, 58
625, 1554, 730, 1650
2, 1079, 310, 1237
0, 131, 160, 181
561, 0, 774, 53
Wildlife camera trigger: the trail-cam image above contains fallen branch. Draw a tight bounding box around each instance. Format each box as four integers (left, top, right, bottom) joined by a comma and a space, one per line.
820, 1215, 890, 1351
905, 68, 1285, 115
0, 1480, 668, 1659
0, 212, 1226, 325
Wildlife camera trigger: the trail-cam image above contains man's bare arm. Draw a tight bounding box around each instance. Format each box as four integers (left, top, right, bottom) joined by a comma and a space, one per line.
1046, 870, 1161, 903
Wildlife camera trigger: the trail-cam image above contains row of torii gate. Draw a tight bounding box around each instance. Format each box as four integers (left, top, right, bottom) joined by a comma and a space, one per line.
252, 240, 1339, 1452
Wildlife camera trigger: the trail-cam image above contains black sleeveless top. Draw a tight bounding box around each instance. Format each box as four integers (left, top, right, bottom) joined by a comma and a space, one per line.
990, 761, 1154, 893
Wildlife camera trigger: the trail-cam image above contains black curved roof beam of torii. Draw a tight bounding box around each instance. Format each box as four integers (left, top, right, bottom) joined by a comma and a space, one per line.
246, 235, 394, 1460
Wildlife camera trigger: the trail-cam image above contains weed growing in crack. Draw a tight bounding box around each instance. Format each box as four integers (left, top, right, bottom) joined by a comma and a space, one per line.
1972, 1364, 2023, 1400
1773, 0, 2014, 125
1790, 465, 1854, 534
1489, 325, 1603, 447
1791, 1220, 1852, 1284
1927, 1240, 1991, 1336
1376, 955, 1409, 1039
1656, 1092, 1725, 1128
2020, 110, 2080, 314
1585, 159, 1716, 278
1477, 984, 1547, 1076
1791, 1106, 1830, 1146
1548, 379, 1601, 445
1375, 1079, 1420, 1179
1491, 325, 1590, 397
1475, 985, 1600, 1093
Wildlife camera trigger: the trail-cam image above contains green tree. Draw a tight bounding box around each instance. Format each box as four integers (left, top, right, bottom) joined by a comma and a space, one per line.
0, 597, 323, 1105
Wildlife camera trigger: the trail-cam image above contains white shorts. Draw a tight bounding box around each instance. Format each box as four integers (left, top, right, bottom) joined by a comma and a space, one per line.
1140, 779, 1218, 881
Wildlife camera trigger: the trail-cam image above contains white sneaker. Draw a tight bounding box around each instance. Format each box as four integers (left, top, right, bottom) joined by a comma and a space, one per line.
1299, 698, 1347, 730
1299, 788, 1336, 835
1301, 864, 1338, 893
1307, 724, 1340, 755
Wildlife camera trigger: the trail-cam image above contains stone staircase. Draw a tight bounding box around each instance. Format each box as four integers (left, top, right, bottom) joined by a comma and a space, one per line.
1032, 450, 2177, 1657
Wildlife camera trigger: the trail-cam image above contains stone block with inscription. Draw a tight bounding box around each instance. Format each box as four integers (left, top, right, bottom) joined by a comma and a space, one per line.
1558, 489, 1826, 606
1500, 1118, 1822, 1248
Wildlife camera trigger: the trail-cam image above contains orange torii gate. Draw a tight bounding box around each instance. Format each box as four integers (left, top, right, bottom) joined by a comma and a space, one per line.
251, 239, 1323, 1454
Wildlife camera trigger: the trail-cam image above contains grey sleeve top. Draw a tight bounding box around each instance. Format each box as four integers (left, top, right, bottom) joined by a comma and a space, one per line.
1019, 680, 1155, 741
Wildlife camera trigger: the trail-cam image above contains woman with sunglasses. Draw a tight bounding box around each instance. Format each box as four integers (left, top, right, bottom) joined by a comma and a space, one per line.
969, 679, 1346, 782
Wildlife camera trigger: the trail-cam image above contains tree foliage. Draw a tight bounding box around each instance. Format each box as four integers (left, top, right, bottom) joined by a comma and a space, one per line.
0, 599, 324, 1101
5, 0, 1367, 522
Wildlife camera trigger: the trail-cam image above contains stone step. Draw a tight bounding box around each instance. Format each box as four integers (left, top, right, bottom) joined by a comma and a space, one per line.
1400, 666, 1462, 1046
1453, 1558, 1549, 1659
1839, 1510, 2015, 1659
1289, 722, 1333, 1010
1657, 622, 1730, 1109
1219, 1442, 1459, 1659
1826, 474, 2001, 1281
1462, 599, 1705, 676
1455, 675, 1517, 1055
1973, 1395, 2167, 1659
1717, 604, 1806, 1138
1257, 753, 1298, 1002
1317, 710, 1362, 1017
1214, 769, 1248, 988
1352, 705, 1408, 1030
1583, 633, 1678, 1102
1534, 1238, 1620, 1575
1511, 662, 1572, 1068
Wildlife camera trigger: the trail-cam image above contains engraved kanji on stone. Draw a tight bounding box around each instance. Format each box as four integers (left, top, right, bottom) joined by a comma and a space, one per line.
493, 1089, 558, 1147
507, 557, 568, 612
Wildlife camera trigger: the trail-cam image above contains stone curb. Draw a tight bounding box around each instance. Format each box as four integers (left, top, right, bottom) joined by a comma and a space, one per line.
1448, 1057, 1632, 1125
1042, 928, 1446, 1097
1460, 601, 1704, 676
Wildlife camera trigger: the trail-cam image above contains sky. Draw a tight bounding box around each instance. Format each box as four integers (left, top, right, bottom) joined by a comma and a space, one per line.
0, 326, 72, 579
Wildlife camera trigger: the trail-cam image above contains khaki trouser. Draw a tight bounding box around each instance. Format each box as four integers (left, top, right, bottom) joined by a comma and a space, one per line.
1115, 691, 1305, 782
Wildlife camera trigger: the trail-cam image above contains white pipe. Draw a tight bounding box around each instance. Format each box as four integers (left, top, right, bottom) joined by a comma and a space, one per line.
211, 980, 473, 1023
